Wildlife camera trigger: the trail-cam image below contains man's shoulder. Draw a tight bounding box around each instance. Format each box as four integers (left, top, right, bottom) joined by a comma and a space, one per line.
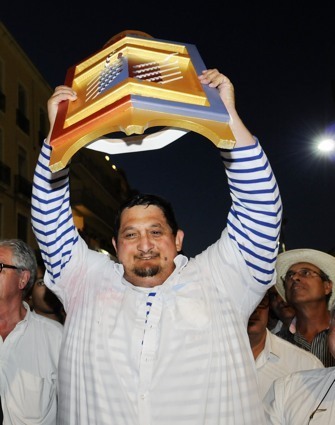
29, 310, 63, 334
281, 365, 333, 387
270, 332, 302, 351
268, 367, 333, 405
269, 332, 323, 366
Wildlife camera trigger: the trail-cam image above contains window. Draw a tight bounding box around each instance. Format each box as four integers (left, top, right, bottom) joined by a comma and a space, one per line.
0, 59, 3, 89
0, 128, 3, 162
17, 213, 28, 242
16, 84, 29, 134
0, 60, 5, 113
18, 146, 27, 177
18, 84, 27, 115
39, 107, 48, 144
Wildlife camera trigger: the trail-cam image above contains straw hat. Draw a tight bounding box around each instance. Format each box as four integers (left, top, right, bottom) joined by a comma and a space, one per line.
275, 248, 335, 307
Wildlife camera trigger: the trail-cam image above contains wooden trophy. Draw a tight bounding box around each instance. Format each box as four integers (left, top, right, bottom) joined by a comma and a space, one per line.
49, 30, 235, 171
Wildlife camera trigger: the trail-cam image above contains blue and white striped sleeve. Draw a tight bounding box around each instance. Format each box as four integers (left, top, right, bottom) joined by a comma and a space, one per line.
220, 138, 282, 286
31, 142, 78, 286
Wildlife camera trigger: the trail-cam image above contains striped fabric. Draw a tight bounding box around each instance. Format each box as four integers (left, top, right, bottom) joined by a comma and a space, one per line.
31, 138, 282, 425
143, 291, 157, 344
221, 141, 281, 285
145, 292, 157, 322
277, 327, 335, 367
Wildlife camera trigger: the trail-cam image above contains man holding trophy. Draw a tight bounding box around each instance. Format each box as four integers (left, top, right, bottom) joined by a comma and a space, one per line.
31, 66, 282, 424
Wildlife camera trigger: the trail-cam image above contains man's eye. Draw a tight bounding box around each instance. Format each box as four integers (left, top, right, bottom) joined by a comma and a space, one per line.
301, 269, 311, 277
125, 232, 137, 239
151, 230, 162, 236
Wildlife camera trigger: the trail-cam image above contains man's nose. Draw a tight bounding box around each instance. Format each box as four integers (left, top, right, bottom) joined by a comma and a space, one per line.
137, 234, 154, 252
290, 271, 301, 281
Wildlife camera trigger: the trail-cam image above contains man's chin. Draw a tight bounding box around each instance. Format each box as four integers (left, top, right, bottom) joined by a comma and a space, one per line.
133, 266, 160, 278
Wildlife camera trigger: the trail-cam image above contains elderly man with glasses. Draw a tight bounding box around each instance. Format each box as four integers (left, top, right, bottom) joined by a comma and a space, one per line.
275, 248, 335, 367
0, 239, 63, 424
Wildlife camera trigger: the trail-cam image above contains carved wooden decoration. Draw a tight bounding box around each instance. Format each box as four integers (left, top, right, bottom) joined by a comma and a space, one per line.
49, 30, 235, 171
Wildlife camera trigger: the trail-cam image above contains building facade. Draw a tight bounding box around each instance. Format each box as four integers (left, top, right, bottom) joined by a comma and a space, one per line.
0, 21, 133, 256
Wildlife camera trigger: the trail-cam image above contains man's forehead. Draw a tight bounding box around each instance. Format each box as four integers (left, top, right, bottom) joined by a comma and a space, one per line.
121, 204, 164, 217
0, 246, 11, 259
120, 205, 167, 227
288, 261, 318, 270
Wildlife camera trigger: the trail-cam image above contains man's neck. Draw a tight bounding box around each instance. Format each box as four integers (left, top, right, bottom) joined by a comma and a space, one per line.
249, 331, 267, 360
295, 306, 330, 342
0, 301, 27, 340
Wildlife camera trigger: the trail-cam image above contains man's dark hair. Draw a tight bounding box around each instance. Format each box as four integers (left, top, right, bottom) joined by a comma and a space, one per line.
114, 193, 179, 241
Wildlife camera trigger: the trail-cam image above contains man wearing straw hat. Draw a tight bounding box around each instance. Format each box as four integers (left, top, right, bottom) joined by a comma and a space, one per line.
275, 248, 335, 367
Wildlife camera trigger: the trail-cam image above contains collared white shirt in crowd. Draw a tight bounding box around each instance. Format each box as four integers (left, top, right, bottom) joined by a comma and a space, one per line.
0, 302, 63, 424
255, 328, 323, 399
264, 367, 335, 424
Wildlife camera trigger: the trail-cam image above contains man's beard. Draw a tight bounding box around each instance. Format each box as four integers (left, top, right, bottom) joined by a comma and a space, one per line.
133, 265, 160, 278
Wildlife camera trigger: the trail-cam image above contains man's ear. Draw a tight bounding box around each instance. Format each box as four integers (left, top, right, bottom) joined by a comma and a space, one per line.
18, 270, 31, 290
175, 229, 184, 252
112, 237, 117, 255
325, 280, 333, 296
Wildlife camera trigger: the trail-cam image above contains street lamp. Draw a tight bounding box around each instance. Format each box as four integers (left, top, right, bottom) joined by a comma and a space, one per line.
317, 138, 335, 153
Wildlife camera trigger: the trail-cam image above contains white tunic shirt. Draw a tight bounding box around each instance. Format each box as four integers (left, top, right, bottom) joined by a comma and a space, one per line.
32, 140, 282, 424
264, 367, 335, 424
256, 329, 324, 399
0, 303, 63, 424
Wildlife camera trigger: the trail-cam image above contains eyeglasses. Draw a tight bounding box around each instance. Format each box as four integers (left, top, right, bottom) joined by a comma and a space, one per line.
281, 268, 323, 284
0, 263, 20, 273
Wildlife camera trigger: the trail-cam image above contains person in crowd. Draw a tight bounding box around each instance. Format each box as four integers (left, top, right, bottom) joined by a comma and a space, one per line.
267, 284, 295, 334
264, 301, 335, 424
276, 248, 335, 366
248, 290, 323, 399
25, 250, 66, 324
31, 68, 282, 424
0, 239, 63, 424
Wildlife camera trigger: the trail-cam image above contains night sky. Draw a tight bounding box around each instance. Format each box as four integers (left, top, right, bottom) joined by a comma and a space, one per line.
2, 2, 335, 257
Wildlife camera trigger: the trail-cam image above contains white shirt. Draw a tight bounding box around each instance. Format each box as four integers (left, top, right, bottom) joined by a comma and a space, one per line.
32, 140, 282, 425
0, 302, 63, 424
255, 329, 324, 399
263, 367, 335, 424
